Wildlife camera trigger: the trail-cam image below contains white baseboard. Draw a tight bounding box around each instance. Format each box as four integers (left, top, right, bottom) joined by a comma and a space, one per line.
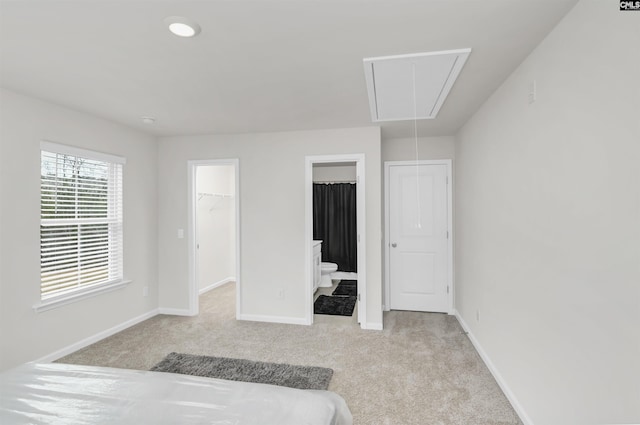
199, 277, 235, 295
238, 313, 308, 326
37, 309, 159, 363
363, 322, 383, 330
157, 308, 193, 316
454, 310, 533, 425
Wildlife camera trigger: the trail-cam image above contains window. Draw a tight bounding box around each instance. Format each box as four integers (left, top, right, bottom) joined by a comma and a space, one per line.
39, 142, 125, 304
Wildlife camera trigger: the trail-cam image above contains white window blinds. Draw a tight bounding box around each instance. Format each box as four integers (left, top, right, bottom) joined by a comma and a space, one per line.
40, 142, 125, 300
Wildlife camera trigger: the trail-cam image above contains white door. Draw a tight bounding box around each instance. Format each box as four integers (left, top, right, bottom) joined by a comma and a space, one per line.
388, 163, 450, 312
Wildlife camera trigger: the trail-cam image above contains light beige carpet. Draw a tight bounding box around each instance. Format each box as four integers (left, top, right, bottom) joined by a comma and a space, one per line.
57, 282, 522, 425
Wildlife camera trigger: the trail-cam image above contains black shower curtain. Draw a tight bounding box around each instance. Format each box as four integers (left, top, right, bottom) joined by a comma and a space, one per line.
313, 183, 357, 272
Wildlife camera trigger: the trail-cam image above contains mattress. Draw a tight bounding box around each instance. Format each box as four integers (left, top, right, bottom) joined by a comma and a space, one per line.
0, 362, 353, 425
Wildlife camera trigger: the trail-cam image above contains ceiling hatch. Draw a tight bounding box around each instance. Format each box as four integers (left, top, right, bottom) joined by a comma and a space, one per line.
363, 49, 471, 122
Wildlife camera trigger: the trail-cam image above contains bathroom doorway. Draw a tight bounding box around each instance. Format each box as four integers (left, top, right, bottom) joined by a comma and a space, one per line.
305, 154, 367, 328
187, 159, 240, 317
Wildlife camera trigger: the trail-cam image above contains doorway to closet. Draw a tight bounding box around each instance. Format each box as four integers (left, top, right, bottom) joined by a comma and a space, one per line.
188, 160, 240, 317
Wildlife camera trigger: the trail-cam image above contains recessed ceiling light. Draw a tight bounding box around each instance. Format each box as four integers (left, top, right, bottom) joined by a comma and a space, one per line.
164, 16, 201, 38
141, 116, 156, 124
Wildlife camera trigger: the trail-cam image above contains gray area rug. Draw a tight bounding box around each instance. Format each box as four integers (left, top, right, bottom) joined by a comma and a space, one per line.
314, 294, 356, 316
332, 280, 357, 297
150, 352, 333, 390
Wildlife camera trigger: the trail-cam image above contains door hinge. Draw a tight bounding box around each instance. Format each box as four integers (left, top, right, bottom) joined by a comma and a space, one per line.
446, 231, 449, 239
447, 286, 449, 294
357, 234, 360, 243
357, 293, 361, 301
446, 176, 449, 185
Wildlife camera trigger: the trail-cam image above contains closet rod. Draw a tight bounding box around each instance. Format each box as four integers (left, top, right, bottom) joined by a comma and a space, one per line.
313, 180, 356, 184
198, 192, 233, 197
197, 192, 234, 201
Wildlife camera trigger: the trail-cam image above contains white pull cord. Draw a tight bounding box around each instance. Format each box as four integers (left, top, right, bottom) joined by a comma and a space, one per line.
412, 63, 422, 229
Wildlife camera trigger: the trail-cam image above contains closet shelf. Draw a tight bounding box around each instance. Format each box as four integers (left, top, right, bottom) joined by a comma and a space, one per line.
197, 192, 234, 201
197, 192, 234, 212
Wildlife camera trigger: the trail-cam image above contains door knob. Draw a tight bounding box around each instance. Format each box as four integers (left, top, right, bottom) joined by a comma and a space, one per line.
391, 243, 397, 248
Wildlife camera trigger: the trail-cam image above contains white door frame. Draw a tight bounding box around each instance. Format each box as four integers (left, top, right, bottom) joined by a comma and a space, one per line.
305, 154, 367, 328
187, 159, 241, 317
384, 160, 454, 313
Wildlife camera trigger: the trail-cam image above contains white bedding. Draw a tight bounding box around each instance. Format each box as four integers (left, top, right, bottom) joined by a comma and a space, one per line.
0, 362, 353, 425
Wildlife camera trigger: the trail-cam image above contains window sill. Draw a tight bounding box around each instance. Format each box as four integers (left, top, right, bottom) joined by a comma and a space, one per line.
33, 279, 132, 313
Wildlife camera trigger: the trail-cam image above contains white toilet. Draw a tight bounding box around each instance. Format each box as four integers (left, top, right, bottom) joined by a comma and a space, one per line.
319, 262, 340, 287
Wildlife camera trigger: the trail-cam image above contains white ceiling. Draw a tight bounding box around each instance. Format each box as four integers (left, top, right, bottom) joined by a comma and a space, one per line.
0, 0, 578, 139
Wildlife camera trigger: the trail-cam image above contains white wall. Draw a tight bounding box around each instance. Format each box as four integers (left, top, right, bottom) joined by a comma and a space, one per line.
312, 164, 356, 182
0, 89, 158, 371
157, 127, 382, 326
454, 1, 640, 424
196, 165, 235, 291
382, 136, 455, 162
0, 100, 3, 369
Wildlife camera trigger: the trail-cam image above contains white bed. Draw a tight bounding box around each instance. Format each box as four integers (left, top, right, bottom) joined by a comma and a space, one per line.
0, 362, 353, 425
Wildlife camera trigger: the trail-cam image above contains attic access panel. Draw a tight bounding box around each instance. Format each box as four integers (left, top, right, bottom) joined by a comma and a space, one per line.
363, 49, 471, 122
